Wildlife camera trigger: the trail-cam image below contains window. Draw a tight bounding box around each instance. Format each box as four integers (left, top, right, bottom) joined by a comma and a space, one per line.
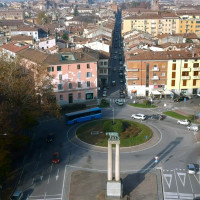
59, 74, 62, 80
69, 83, 72, 89
58, 84, 63, 90
182, 72, 188, 76
86, 72, 92, 78
171, 80, 175, 86
193, 63, 199, 68
85, 93, 93, 100
60, 95, 63, 100
99, 61, 103, 66
77, 64, 80, 69
87, 81, 90, 87
77, 72, 81, 79
78, 93, 81, 99
193, 80, 196, 86
172, 72, 176, 78
104, 69, 107, 73
104, 61, 107, 65
47, 66, 54, 72
100, 69, 103, 73
194, 71, 198, 76
87, 64, 90, 68
172, 64, 176, 70
161, 73, 165, 77
183, 80, 187, 86
173, 60, 176, 62
184, 63, 188, 68
78, 82, 81, 88
57, 66, 61, 71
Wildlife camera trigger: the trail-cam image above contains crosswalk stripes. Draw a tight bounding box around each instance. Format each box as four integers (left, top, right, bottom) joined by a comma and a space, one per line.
164, 192, 194, 200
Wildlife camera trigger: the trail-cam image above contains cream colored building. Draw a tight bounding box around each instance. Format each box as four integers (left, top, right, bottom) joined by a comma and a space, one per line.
122, 13, 179, 36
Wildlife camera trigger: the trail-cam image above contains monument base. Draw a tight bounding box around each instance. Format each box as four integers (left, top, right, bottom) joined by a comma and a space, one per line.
106, 180, 123, 199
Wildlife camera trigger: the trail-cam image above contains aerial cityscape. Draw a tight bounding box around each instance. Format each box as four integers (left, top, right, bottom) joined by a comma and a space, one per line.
0, 0, 200, 199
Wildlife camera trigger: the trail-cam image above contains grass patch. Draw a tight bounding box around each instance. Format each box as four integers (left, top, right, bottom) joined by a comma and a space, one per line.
163, 111, 186, 120
76, 119, 153, 147
129, 103, 156, 108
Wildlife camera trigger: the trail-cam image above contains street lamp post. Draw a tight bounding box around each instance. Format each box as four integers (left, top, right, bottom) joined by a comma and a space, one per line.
112, 106, 115, 125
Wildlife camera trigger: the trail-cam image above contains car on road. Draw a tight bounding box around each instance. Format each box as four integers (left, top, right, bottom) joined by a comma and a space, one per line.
52, 152, 61, 164
187, 124, 199, 131
115, 99, 124, 106
187, 163, 198, 174
119, 93, 125, 98
113, 67, 116, 72
131, 113, 146, 120
10, 191, 23, 200
102, 90, 107, 97
151, 114, 165, 120
111, 81, 116, 86
174, 96, 189, 102
177, 119, 191, 126
46, 133, 55, 143
120, 79, 124, 83
119, 73, 123, 78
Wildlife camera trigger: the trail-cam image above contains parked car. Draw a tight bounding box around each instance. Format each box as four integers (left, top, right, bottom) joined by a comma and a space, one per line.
10, 191, 23, 200
187, 163, 198, 174
46, 133, 55, 143
52, 152, 61, 164
120, 79, 124, 83
102, 90, 107, 97
151, 114, 165, 120
119, 93, 125, 98
131, 113, 146, 120
174, 96, 189, 102
187, 124, 199, 131
115, 99, 124, 106
177, 119, 191, 126
111, 81, 116, 86
113, 67, 117, 72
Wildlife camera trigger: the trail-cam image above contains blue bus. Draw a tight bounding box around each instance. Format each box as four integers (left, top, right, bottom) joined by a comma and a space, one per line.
65, 107, 102, 125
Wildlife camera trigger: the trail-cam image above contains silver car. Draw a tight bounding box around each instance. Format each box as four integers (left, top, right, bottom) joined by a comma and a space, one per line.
187, 163, 198, 174
10, 191, 23, 200
187, 124, 199, 131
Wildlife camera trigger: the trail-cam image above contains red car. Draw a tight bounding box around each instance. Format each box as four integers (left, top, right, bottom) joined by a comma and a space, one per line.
52, 152, 60, 164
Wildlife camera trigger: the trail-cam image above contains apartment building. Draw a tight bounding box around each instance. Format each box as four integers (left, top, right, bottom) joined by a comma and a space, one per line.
0, 9, 24, 20
18, 49, 98, 105
125, 50, 200, 98
122, 13, 179, 36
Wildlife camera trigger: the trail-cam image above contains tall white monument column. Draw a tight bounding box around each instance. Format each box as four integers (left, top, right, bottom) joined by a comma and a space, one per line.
108, 142, 113, 181
106, 132, 122, 199
115, 142, 120, 181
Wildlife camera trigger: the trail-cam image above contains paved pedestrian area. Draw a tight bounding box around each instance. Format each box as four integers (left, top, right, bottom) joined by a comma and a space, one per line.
69, 170, 160, 200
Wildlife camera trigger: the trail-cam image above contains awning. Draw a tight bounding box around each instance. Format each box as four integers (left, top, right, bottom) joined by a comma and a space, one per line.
163, 90, 172, 95
151, 90, 161, 95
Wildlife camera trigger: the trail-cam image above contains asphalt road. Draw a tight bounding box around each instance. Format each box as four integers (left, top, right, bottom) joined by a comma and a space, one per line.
15, 103, 200, 200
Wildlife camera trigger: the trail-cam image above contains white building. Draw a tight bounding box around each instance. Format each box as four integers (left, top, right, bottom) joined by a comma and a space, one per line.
37, 37, 56, 50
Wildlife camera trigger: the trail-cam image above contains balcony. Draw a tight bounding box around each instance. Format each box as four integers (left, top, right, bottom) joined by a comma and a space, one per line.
181, 68, 191, 72
193, 67, 200, 71
181, 76, 190, 80
127, 68, 139, 72
152, 76, 159, 80
152, 68, 160, 71
193, 75, 200, 79
126, 77, 139, 80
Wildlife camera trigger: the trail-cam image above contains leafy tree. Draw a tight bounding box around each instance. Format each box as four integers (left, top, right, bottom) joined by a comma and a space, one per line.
186, 38, 193, 43
62, 32, 68, 41
36, 12, 51, 25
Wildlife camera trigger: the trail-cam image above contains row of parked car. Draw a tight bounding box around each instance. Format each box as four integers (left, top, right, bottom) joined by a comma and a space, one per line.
177, 119, 199, 131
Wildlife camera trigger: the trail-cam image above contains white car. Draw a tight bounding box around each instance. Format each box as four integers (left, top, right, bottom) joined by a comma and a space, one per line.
187, 124, 199, 131
131, 113, 146, 120
115, 99, 124, 106
177, 119, 190, 125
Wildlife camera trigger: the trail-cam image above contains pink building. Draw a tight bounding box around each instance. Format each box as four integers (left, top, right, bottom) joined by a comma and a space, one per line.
18, 49, 98, 104
44, 52, 98, 104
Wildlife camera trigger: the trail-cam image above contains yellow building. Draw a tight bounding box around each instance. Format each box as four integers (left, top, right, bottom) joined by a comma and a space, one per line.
122, 13, 179, 36
167, 51, 200, 95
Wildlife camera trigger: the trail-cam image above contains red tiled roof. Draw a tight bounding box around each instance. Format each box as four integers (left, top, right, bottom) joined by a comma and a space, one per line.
1, 42, 29, 53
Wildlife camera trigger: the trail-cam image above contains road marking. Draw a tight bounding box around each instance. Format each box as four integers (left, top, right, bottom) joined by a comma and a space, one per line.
194, 173, 200, 184
61, 165, 67, 200
177, 172, 186, 187
164, 192, 178, 199
164, 192, 194, 200
163, 174, 172, 188
173, 169, 179, 196
56, 168, 59, 181
47, 175, 50, 184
